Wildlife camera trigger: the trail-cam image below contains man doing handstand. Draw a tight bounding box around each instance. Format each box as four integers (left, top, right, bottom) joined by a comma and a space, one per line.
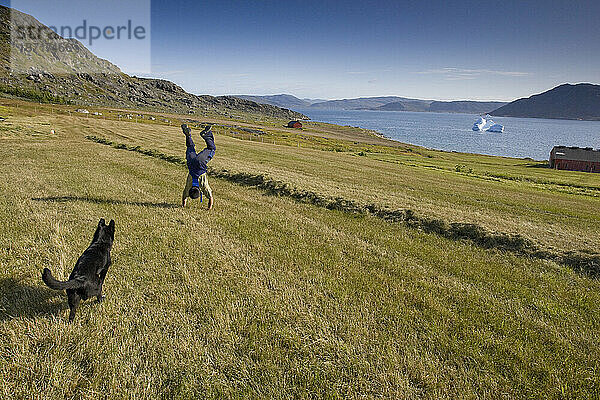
181, 124, 215, 209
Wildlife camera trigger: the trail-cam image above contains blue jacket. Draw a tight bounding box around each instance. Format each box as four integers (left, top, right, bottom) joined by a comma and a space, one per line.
186, 131, 216, 182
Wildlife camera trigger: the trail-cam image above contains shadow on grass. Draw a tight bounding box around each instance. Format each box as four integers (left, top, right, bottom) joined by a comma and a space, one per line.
0, 277, 65, 321
524, 162, 550, 168
31, 196, 179, 209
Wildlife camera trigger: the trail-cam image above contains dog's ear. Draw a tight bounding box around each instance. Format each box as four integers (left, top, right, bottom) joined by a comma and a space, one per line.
92, 220, 103, 243
99, 218, 106, 226
108, 220, 115, 239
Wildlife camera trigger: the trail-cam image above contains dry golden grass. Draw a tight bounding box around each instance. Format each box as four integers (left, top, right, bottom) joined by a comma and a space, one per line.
1, 100, 599, 399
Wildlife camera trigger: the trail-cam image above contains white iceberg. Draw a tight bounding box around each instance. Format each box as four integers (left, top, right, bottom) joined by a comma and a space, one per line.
472, 116, 486, 131
487, 123, 504, 133
472, 116, 504, 133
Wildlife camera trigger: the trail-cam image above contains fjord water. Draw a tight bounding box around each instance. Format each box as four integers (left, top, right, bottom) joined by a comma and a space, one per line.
299, 109, 600, 160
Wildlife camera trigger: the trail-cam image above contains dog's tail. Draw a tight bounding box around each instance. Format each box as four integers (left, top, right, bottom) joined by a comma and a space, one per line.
42, 268, 84, 290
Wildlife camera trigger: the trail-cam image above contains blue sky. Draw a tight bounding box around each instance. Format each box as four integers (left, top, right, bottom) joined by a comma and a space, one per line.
4, 0, 600, 101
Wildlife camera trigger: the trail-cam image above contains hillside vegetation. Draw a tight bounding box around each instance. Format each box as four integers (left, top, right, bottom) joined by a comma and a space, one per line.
1, 99, 599, 399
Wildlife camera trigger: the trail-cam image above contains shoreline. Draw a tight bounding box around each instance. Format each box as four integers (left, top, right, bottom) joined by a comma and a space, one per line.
299, 109, 598, 161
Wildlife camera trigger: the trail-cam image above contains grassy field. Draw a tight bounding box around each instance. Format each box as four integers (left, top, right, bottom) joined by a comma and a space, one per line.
1, 99, 599, 399
61, 103, 600, 263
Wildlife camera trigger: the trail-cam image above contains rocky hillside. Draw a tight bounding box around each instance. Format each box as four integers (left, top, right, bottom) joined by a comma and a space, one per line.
0, 6, 306, 119
491, 83, 600, 121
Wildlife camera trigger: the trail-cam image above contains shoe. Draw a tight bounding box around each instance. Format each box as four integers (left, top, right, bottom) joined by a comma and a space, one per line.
200, 125, 212, 137
181, 124, 191, 135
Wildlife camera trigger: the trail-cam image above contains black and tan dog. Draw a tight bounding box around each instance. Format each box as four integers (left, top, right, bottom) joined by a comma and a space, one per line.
42, 218, 115, 322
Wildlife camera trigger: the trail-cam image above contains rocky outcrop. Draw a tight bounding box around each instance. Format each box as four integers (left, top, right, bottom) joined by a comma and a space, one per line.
0, 6, 306, 120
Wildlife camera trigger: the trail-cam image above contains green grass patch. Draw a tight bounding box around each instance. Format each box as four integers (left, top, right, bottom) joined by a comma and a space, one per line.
0, 84, 72, 105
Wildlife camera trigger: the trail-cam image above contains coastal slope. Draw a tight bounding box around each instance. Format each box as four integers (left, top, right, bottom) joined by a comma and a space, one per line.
491, 83, 600, 120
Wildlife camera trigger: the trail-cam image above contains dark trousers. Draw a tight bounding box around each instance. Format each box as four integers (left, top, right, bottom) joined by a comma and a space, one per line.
186, 132, 216, 164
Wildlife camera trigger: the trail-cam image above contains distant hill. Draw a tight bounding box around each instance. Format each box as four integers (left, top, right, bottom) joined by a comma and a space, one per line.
314, 98, 506, 113
376, 101, 406, 111
372, 100, 505, 113
308, 96, 433, 111
427, 101, 507, 114
0, 6, 306, 120
302, 97, 327, 105
235, 94, 313, 109
491, 84, 600, 121
236, 93, 506, 115
231, 95, 406, 111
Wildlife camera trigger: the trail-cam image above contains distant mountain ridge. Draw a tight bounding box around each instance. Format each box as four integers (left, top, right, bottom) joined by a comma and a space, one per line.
427, 101, 508, 114
234, 93, 506, 114
236, 85, 600, 120
235, 94, 314, 109
490, 84, 600, 121
310, 96, 433, 111
0, 6, 306, 119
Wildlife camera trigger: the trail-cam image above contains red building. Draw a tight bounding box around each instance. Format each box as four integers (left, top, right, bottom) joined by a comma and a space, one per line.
550, 146, 600, 172
287, 120, 302, 129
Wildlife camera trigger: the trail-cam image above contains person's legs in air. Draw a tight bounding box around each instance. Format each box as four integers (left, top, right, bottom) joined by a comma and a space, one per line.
196, 128, 216, 165
201, 126, 216, 151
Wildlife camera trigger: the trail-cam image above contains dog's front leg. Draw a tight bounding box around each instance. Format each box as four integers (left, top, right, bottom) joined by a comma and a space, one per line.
96, 281, 106, 303
68, 293, 81, 322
